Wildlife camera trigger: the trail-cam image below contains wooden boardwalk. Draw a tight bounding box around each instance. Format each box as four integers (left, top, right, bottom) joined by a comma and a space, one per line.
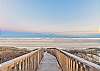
37, 52, 61, 71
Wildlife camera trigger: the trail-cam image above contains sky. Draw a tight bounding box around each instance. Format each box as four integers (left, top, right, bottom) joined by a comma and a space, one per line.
0, 0, 100, 34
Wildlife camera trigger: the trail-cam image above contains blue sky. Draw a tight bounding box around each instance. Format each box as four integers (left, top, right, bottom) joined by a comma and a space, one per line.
0, 0, 99, 34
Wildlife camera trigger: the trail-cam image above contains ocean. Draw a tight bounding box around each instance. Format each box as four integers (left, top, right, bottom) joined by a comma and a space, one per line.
0, 31, 100, 49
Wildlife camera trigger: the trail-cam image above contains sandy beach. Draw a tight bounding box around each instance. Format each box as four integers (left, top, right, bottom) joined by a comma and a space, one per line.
0, 38, 100, 50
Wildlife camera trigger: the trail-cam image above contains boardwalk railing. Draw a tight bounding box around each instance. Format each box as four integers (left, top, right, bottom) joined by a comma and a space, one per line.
47, 48, 100, 71
0, 48, 44, 71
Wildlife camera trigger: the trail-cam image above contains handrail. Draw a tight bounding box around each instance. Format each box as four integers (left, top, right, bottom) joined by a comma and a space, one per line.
0, 48, 44, 71
47, 48, 100, 71
61, 50, 100, 70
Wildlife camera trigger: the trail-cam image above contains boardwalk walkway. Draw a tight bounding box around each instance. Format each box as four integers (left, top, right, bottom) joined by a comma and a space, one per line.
37, 52, 61, 71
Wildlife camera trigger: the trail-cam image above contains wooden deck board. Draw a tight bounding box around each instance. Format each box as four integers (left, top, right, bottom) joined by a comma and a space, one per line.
37, 52, 61, 71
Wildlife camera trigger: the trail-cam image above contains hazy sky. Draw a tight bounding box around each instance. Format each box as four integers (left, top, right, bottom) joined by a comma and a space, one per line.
0, 0, 99, 34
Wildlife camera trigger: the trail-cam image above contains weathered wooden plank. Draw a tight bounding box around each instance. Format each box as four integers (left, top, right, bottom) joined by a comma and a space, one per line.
37, 52, 61, 71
